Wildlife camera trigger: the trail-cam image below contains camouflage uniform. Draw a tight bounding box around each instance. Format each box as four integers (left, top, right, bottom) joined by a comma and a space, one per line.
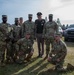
43, 20, 58, 57
0, 29, 6, 64
12, 19, 22, 61
19, 17, 23, 26
0, 20, 11, 64
22, 14, 35, 45
16, 35, 34, 63
6, 25, 14, 62
49, 40, 67, 70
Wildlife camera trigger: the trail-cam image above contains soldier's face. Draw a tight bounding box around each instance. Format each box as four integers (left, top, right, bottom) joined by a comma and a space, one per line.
49, 16, 53, 21
28, 17, 32, 21
26, 34, 30, 39
15, 20, 19, 25
55, 36, 60, 41
2, 17, 7, 23
19, 18, 23, 23
37, 15, 42, 20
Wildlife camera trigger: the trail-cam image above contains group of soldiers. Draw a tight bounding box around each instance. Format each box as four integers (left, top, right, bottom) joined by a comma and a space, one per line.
0, 12, 68, 71
0, 14, 35, 65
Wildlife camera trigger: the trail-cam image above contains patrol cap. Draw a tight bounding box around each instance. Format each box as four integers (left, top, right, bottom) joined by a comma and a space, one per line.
2, 15, 7, 18
37, 12, 42, 16
49, 14, 53, 17
28, 14, 33, 17
26, 31, 31, 35
15, 18, 18, 21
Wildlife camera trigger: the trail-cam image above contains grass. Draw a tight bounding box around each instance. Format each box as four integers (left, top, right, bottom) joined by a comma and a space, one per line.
0, 39, 74, 75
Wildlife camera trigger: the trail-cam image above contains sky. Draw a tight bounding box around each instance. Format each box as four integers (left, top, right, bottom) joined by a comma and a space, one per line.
0, 0, 74, 25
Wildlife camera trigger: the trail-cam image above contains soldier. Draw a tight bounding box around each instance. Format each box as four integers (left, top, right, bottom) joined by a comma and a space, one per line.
0, 15, 11, 66
43, 14, 58, 60
47, 33, 67, 71
16, 32, 34, 63
6, 27, 13, 63
12, 18, 22, 62
22, 14, 35, 50
35, 12, 45, 57
19, 17, 23, 26
62, 24, 66, 30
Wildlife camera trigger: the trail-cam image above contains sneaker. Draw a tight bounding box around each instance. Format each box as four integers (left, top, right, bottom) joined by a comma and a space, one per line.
67, 63, 74, 71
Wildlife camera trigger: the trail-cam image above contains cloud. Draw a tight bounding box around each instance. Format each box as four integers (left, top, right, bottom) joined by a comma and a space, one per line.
0, 0, 74, 24
0, 0, 50, 23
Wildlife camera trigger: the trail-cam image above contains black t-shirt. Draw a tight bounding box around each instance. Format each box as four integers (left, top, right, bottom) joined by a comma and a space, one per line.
35, 19, 45, 34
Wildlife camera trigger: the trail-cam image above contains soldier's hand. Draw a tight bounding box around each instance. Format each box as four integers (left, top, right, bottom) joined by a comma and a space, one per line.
57, 58, 60, 62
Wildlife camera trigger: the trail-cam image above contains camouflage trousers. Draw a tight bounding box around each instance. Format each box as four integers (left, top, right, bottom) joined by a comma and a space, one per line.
6, 42, 15, 61
17, 48, 34, 63
30, 35, 34, 44
13, 42, 19, 58
45, 36, 54, 56
0, 42, 6, 63
6, 42, 19, 62
49, 55, 64, 69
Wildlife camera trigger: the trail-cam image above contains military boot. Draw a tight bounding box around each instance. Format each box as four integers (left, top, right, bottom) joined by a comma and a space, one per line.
67, 63, 74, 71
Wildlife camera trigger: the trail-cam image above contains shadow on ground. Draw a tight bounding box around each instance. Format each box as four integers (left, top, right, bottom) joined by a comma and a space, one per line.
38, 69, 74, 75
0, 41, 74, 75
0, 57, 38, 75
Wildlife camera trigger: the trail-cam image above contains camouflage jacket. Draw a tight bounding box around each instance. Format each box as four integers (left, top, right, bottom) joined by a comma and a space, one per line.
43, 21, 58, 38
17, 37, 32, 51
12, 24, 22, 41
22, 20, 35, 38
0, 23, 12, 43
50, 40, 67, 60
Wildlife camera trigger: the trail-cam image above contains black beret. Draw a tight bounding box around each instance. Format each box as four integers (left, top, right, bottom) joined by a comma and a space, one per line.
49, 14, 53, 17
26, 31, 31, 35
37, 12, 42, 16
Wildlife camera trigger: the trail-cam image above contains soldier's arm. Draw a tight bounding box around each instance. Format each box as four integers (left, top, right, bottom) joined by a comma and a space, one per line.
54, 22, 59, 33
49, 43, 56, 56
17, 39, 23, 45
19, 26, 23, 38
59, 43, 67, 60
0, 26, 10, 42
0, 27, 7, 36
33, 22, 35, 39
34, 20, 37, 38
21, 23, 26, 37
43, 23, 46, 38
11, 26, 18, 43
